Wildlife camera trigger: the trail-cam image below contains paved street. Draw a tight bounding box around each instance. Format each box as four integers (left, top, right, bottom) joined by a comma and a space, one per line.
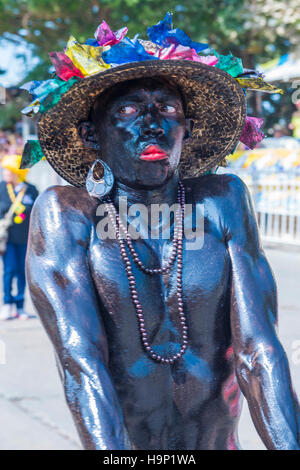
0, 245, 299, 450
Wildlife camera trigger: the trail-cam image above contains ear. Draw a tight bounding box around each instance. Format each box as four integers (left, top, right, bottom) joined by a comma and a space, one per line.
77, 121, 100, 150
184, 118, 194, 140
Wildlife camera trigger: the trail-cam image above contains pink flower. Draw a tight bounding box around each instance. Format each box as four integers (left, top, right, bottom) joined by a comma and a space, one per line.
155, 44, 218, 65
95, 21, 128, 46
49, 52, 84, 81
197, 55, 219, 66
240, 116, 264, 149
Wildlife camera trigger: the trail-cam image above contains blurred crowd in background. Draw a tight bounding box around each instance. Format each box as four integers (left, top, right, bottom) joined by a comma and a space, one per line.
0, 131, 23, 160
0, 0, 299, 451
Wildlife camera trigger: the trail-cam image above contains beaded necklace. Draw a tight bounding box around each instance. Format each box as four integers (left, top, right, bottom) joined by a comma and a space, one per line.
104, 180, 187, 364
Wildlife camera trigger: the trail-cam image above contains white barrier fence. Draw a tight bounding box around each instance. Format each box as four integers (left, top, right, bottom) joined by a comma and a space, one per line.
232, 170, 300, 245
23, 166, 300, 245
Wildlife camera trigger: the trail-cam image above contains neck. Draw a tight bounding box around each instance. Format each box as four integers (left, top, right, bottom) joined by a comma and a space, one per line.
111, 174, 179, 207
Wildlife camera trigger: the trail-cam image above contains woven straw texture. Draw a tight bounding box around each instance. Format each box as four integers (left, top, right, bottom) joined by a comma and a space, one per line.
38, 60, 246, 187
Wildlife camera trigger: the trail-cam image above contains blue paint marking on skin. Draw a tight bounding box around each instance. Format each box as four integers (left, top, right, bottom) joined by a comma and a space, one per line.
64, 369, 81, 402
129, 343, 213, 381
152, 341, 181, 355
182, 349, 213, 382
161, 317, 180, 337
128, 355, 158, 378
129, 341, 181, 378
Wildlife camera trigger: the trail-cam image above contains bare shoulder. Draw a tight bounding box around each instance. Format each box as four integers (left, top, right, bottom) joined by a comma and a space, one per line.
183, 173, 256, 242
182, 173, 250, 205
29, 185, 100, 255
33, 184, 99, 224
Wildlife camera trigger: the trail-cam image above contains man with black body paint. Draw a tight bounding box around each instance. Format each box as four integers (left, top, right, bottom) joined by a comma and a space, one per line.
26, 78, 300, 450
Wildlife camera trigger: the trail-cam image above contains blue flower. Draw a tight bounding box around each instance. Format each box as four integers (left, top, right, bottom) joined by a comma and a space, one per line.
102, 37, 157, 65
84, 38, 100, 46
20, 79, 62, 101
147, 12, 208, 53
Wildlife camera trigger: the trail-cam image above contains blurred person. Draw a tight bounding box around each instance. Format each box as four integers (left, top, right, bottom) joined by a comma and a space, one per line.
23, 14, 300, 450
15, 133, 24, 154
0, 132, 9, 158
289, 100, 300, 139
0, 130, 6, 145
0, 154, 38, 320
7, 133, 18, 154
273, 123, 288, 138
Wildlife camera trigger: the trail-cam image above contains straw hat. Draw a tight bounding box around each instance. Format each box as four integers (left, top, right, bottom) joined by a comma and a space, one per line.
37, 60, 246, 187
21, 13, 282, 187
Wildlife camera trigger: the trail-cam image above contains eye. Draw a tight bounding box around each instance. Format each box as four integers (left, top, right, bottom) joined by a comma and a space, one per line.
159, 104, 177, 113
118, 105, 137, 115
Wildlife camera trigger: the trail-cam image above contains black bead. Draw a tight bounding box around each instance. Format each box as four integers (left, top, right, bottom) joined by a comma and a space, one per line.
112, 181, 188, 365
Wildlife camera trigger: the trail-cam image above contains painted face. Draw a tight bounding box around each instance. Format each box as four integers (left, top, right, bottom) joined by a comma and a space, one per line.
92, 78, 189, 188
2, 169, 19, 185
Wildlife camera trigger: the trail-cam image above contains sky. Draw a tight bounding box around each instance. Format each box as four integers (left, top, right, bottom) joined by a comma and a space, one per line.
0, 40, 39, 88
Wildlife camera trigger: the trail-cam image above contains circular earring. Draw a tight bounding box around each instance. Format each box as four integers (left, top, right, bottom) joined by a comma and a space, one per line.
86, 159, 114, 200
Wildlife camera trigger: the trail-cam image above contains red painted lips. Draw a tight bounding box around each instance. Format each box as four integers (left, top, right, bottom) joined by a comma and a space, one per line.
140, 145, 168, 161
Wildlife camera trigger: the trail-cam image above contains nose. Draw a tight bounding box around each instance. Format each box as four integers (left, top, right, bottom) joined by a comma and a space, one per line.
140, 109, 164, 138
141, 126, 164, 138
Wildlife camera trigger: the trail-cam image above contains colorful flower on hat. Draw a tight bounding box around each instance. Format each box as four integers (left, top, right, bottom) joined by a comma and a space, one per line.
240, 117, 265, 149
20, 11, 284, 168
64, 35, 111, 76
94, 20, 128, 47
102, 37, 156, 65
147, 12, 208, 53
214, 52, 244, 78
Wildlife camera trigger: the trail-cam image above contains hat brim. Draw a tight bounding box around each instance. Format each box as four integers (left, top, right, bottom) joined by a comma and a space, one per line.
37, 60, 246, 187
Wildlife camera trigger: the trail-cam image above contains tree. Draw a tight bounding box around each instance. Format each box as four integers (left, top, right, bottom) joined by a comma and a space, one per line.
0, 0, 299, 130
1, 0, 299, 79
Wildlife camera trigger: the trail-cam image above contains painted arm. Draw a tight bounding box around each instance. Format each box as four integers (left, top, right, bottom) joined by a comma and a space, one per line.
225, 174, 300, 450
26, 186, 130, 450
